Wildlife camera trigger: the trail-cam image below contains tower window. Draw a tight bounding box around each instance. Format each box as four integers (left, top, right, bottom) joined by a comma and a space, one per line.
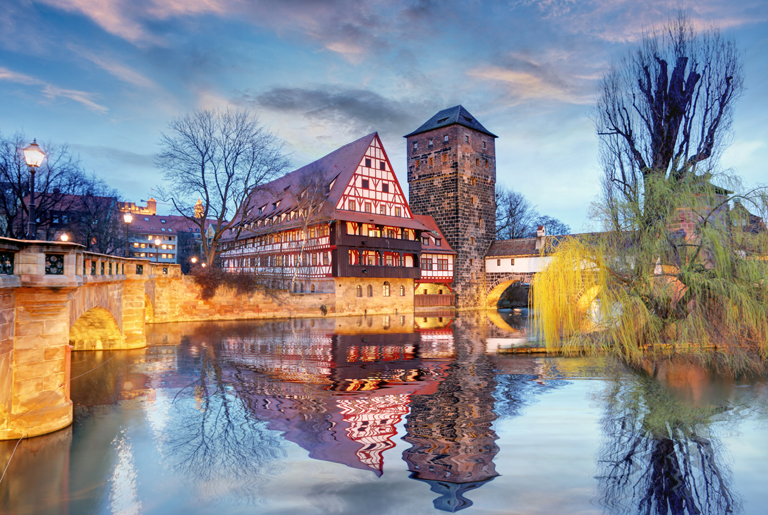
483, 141, 487, 149
416, 160, 420, 168
413, 142, 418, 151
470, 259, 474, 266
497, 259, 500, 266
465, 135, 469, 143
485, 160, 489, 168
365, 158, 371, 167
444, 135, 449, 142
442, 154, 447, 163
471, 196, 476, 205
428, 138, 433, 147
471, 177, 476, 186
479, 218, 482, 227
476, 158, 480, 166
429, 157, 433, 166
471, 237, 475, 245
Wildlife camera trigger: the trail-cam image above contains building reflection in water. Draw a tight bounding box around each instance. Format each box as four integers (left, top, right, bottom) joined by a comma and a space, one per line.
220, 315, 454, 476
402, 315, 500, 512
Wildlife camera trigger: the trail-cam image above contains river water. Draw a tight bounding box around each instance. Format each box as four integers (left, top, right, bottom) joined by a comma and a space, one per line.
2, 313, 767, 515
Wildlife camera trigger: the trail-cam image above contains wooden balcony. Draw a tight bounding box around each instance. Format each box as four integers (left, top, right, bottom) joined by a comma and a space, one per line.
335, 263, 421, 279
332, 232, 421, 253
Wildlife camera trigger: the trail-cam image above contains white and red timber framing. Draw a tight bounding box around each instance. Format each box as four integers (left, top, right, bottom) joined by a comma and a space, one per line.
220, 132, 455, 299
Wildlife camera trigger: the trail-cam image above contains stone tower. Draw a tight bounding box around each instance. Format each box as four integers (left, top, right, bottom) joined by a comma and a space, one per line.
405, 106, 497, 307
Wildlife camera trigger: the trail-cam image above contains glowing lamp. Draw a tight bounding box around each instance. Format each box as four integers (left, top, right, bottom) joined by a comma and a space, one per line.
123, 212, 133, 224
60, 233, 69, 242
23, 140, 45, 168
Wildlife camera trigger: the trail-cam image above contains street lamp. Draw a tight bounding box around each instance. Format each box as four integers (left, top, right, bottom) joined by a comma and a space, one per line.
23, 140, 45, 240
60, 233, 69, 242
154, 237, 161, 263
191, 256, 197, 264
123, 212, 133, 257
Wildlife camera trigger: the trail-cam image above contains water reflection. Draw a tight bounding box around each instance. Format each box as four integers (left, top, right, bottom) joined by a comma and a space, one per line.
596, 360, 745, 515
2, 314, 767, 514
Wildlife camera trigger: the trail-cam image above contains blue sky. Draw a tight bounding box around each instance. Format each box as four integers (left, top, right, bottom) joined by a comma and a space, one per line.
1, 0, 766, 230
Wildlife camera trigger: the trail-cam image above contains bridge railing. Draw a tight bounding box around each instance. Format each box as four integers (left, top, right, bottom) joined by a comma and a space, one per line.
0, 237, 181, 285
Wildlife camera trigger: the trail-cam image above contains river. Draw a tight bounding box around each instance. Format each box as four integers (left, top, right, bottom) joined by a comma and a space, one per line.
2, 313, 767, 514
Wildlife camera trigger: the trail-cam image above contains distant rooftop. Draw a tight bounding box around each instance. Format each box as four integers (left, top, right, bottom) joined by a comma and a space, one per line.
404, 105, 497, 138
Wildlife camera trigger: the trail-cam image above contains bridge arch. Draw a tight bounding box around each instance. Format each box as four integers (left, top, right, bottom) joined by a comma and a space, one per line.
69, 307, 123, 351
486, 278, 528, 309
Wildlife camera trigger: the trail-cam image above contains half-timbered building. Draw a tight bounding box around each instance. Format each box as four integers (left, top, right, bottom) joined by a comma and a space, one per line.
220, 132, 434, 310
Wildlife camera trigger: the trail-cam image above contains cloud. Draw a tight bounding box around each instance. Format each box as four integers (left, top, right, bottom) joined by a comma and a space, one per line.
69, 45, 158, 89
0, 66, 108, 113
240, 86, 437, 138
70, 144, 154, 168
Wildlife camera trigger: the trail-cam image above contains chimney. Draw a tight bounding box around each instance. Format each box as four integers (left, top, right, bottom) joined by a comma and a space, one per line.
147, 197, 157, 215
535, 225, 546, 250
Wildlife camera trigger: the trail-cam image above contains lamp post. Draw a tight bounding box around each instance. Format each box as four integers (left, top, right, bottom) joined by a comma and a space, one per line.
60, 233, 69, 242
23, 140, 45, 240
154, 237, 161, 263
123, 212, 133, 257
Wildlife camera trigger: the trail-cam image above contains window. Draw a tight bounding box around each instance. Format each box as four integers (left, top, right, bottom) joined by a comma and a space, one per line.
144, 217, 149, 221
365, 158, 371, 167
479, 218, 483, 227
422, 258, 433, 270
348, 200, 356, 211
435, 238, 441, 247
382, 183, 389, 193
380, 161, 386, 170
422, 236, 430, 246
395, 207, 401, 217
416, 160, 420, 168
312, 253, 318, 266
444, 135, 449, 142
400, 285, 405, 296
442, 154, 447, 163
471, 237, 475, 245
367, 285, 373, 297
413, 142, 418, 151
476, 158, 480, 166
428, 138, 433, 147
387, 229, 394, 238
364, 202, 372, 213
383, 281, 390, 297
471, 196, 476, 205
437, 258, 448, 271
483, 141, 487, 149
311, 284, 315, 293
161, 219, 166, 223
380, 205, 386, 215
465, 135, 469, 143
471, 177, 476, 186
497, 259, 501, 266
323, 252, 329, 265
386, 254, 393, 266
429, 157, 433, 166
470, 258, 474, 266
485, 160, 489, 168
362, 179, 369, 189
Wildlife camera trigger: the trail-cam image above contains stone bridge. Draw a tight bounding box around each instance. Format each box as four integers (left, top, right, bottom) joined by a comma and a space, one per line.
483, 271, 535, 309
0, 238, 176, 440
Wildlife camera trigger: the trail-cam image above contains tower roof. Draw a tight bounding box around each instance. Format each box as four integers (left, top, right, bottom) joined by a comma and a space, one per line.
404, 105, 497, 138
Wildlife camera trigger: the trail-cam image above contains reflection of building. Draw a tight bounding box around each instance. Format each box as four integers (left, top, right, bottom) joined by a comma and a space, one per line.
402, 327, 499, 512
218, 318, 453, 475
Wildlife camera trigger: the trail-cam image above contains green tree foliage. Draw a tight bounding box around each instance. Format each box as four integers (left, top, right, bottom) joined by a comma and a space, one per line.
534, 14, 768, 362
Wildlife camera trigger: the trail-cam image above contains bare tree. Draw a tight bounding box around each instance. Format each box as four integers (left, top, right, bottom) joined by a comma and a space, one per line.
155, 109, 290, 265
495, 185, 537, 239
289, 170, 328, 291
596, 12, 743, 224
0, 132, 87, 239
496, 185, 570, 238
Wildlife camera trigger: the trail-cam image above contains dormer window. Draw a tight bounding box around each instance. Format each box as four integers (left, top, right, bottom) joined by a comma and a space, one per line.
435, 238, 441, 247
160, 219, 166, 223
144, 217, 149, 221
329, 178, 336, 191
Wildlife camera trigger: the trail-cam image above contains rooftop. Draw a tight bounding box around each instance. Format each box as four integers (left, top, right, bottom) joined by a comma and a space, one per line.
404, 105, 497, 139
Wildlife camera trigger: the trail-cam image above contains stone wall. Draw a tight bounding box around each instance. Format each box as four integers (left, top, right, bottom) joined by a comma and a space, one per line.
334, 277, 414, 316
406, 124, 496, 308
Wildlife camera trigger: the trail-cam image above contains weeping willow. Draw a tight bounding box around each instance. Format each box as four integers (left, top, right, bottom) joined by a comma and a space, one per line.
533, 175, 768, 363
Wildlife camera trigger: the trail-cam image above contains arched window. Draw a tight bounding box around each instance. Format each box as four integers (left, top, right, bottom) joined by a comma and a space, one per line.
356, 285, 362, 297
367, 285, 373, 297
383, 281, 390, 297
400, 285, 405, 296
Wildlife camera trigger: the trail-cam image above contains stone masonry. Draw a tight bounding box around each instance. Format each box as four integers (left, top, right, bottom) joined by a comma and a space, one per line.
406, 107, 497, 308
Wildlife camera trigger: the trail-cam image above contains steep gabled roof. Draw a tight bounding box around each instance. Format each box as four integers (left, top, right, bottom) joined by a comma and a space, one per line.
404, 105, 497, 138
413, 214, 457, 254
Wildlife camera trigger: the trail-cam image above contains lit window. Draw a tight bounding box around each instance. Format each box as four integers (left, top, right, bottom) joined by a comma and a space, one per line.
429, 157, 433, 166
380, 205, 386, 215
348, 200, 356, 211
367, 285, 373, 297
443, 154, 447, 163
383, 281, 390, 297
395, 207, 401, 217
435, 238, 441, 246
476, 158, 479, 166
400, 285, 405, 296
365, 202, 372, 213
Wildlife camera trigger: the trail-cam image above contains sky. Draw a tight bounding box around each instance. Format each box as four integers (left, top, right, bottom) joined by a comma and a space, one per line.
1, 0, 767, 231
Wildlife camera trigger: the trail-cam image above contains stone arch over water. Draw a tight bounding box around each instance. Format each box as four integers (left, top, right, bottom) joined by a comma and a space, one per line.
486, 279, 525, 309
69, 307, 123, 351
